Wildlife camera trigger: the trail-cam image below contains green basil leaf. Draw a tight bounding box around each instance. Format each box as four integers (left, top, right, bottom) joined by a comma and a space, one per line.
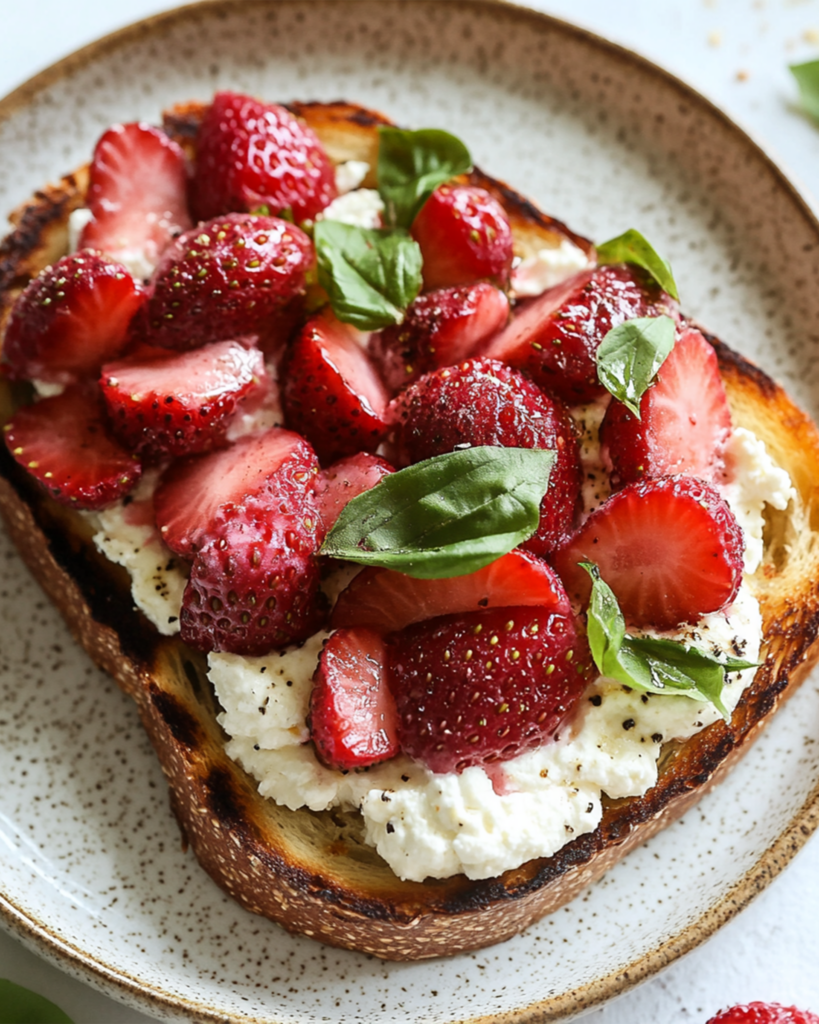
321, 446, 555, 578
596, 228, 679, 300
377, 126, 473, 229
790, 59, 819, 121
0, 980, 74, 1024
581, 562, 625, 671
596, 315, 677, 417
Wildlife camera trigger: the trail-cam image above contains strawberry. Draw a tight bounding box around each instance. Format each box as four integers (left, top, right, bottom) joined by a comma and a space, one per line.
2, 253, 143, 384
600, 326, 732, 486
4, 385, 141, 509
309, 628, 399, 770
552, 476, 744, 630
369, 283, 509, 393
100, 339, 267, 459
332, 549, 571, 633
282, 310, 390, 463
388, 604, 590, 774
388, 358, 581, 555
410, 184, 514, 291
153, 427, 319, 557
79, 122, 192, 278
132, 214, 312, 351
316, 452, 394, 531
483, 264, 679, 403
191, 91, 337, 225
707, 1004, 819, 1024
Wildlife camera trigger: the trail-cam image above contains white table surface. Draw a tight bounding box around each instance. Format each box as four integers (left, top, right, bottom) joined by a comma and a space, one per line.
1, 2, 818, 1022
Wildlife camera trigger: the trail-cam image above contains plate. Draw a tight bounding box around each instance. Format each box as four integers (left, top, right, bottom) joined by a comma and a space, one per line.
2, 2, 819, 1021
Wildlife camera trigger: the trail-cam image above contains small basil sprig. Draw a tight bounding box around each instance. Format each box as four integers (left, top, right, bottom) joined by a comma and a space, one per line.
0, 980, 74, 1024
313, 220, 422, 330
596, 315, 676, 417
581, 563, 757, 721
596, 228, 679, 300
790, 59, 819, 121
321, 446, 555, 579
377, 126, 473, 228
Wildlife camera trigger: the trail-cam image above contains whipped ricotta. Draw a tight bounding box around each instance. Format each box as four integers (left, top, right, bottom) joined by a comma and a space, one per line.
319, 188, 384, 229
511, 239, 591, 298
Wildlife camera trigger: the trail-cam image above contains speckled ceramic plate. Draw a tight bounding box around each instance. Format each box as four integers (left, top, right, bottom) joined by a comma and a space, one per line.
2, 2, 819, 1022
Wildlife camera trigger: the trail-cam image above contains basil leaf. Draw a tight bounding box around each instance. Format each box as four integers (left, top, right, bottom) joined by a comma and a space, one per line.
596, 228, 679, 300
377, 126, 473, 229
790, 59, 819, 121
0, 980, 74, 1024
582, 561, 626, 671
596, 315, 676, 417
313, 220, 422, 331
321, 446, 555, 578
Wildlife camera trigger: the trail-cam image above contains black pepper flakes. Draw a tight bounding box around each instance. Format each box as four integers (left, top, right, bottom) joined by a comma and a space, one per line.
622, 718, 636, 731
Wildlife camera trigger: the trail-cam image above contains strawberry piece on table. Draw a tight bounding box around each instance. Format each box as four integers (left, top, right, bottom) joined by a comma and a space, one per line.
282, 311, 390, 463
316, 452, 394, 531
133, 214, 312, 351
411, 184, 514, 291
332, 549, 572, 633
100, 339, 267, 459
707, 1004, 819, 1024
4, 385, 141, 509
369, 282, 509, 393
553, 475, 744, 630
388, 604, 590, 774
389, 357, 581, 555
2, 253, 143, 384
310, 628, 399, 770
79, 122, 192, 279
600, 326, 732, 486
483, 264, 678, 403
192, 90, 337, 224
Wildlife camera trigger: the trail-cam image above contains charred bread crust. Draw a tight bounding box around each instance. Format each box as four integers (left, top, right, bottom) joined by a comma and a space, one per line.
1, 102, 819, 961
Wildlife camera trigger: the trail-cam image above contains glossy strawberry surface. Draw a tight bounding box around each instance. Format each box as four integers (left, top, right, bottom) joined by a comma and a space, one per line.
316, 452, 394, 531
706, 1004, 819, 1024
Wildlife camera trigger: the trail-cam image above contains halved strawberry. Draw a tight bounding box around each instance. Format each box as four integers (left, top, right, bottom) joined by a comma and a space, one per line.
192, 91, 337, 224
2, 253, 143, 384
411, 184, 513, 291
79, 122, 192, 279
282, 310, 389, 463
309, 628, 399, 770
100, 339, 267, 459
316, 452, 394, 531
600, 326, 732, 486
707, 1004, 819, 1024
552, 476, 744, 630
4, 385, 141, 509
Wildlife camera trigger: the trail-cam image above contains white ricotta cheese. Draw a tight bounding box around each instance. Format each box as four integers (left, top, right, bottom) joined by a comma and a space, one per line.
319, 188, 384, 229
511, 239, 591, 298
335, 160, 370, 195
67, 207, 94, 253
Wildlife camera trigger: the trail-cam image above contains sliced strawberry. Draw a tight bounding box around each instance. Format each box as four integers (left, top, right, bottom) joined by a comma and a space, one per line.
600, 326, 732, 486
100, 339, 267, 459
316, 452, 394, 531
79, 123, 192, 279
309, 628, 399, 770
388, 604, 590, 774
2, 253, 143, 384
552, 476, 744, 630
483, 264, 679, 403
411, 184, 513, 291
707, 1004, 819, 1024
4, 385, 141, 509
192, 91, 337, 224
331, 549, 572, 633
282, 310, 389, 463
133, 214, 312, 351
369, 283, 509, 393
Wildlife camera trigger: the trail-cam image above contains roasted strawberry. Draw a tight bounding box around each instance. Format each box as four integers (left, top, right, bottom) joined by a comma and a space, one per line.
100, 340, 267, 459
282, 311, 389, 463
553, 475, 744, 630
316, 452, 394, 531
191, 91, 337, 224
389, 358, 581, 555
310, 628, 399, 770
369, 283, 509, 393
2, 253, 143, 384
600, 326, 732, 486
4, 385, 141, 509
483, 264, 678, 403
388, 604, 589, 774
411, 184, 513, 291
133, 214, 312, 351
707, 1004, 819, 1024
79, 122, 192, 278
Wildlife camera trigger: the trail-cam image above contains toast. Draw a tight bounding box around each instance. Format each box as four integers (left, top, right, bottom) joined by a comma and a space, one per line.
1, 100, 819, 962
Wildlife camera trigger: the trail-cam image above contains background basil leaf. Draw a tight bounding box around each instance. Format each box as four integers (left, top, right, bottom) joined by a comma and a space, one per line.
377, 126, 473, 229
314, 220, 422, 330
321, 446, 555, 578
0, 980, 73, 1024
790, 59, 819, 121
596, 315, 676, 416
596, 228, 679, 300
